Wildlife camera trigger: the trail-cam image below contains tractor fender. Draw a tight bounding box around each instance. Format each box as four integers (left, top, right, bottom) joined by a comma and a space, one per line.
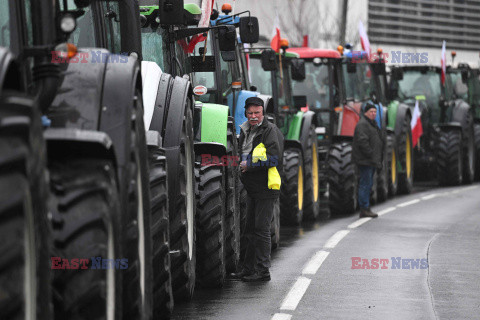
0, 48, 22, 94
437, 123, 462, 132
393, 102, 412, 139
163, 76, 192, 148
194, 142, 227, 160
284, 139, 303, 156
450, 99, 471, 129
331, 135, 354, 144
299, 111, 317, 154
199, 103, 229, 147
148, 72, 174, 135
141, 61, 163, 130
44, 128, 117, 170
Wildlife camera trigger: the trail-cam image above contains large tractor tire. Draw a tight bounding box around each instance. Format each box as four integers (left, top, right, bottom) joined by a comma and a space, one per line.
328, 142, 357, 215
302, 125, 320, 221
280, 148, 304, 225
270, 198, 280, 251
49, 159, 121, 320
386, 133, 398, 197
436, 128, 463, 186
224, 117, 240, 273
238, 180, 248, 263
461, 113, 475, 184
0, 93, 52, 320
474, 123, 480, 181
194, 163, 226, 288
170, 106, 196, 300
147, 146, 173, 319
397, 114, 414, 194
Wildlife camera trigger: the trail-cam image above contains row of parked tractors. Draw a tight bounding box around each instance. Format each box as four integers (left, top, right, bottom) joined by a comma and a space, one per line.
1, 1, 480, 319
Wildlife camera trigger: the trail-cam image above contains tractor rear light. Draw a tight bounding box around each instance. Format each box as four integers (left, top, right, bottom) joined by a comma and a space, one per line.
282, 105, 289, 110
54, 43, 78, 59
334, 106, 343, 113
232, 81, 242, 89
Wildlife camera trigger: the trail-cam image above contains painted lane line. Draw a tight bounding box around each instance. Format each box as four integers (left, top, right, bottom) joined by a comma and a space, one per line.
324, 230, 350, 249
302, 251, 330, 275
271, 313, 292, 320
422, 193, 439, 200
377, 207, 396, 216
280, 277, 312, 311
461, 185, 478, 191
451, 190, 461, 194
397, 199, 421, 207
348, 217, 371, 229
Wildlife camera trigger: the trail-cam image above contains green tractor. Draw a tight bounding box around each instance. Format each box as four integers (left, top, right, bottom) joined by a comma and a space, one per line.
247, 47, 326, 224
389, 65, 476, 185
2, 0, 159, 319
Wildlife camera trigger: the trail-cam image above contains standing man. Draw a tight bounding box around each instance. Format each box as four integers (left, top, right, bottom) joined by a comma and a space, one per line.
230, 97, 281, 282
352, 102, 385, 218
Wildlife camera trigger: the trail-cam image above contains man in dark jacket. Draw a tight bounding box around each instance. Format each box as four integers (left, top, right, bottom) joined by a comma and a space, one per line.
352, 102, 385, 218
230, 96, 281, 282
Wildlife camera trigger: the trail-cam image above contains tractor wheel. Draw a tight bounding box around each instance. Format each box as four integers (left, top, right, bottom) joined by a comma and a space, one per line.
270, 198, 280, 251
437, 128, 463, 186
170, 106, 196, 300
386, 133, 398, 197
147, 146, 173, 319
0, 93, 51, 320
462, 112, 475, 184
302, 125, 320, 221
194, 163, 226, 288
474, 123, 480, 181
238, 180, 248, 263
376, 134, 390, 202
397, 114, 414, 194
328, 142, 357, 215
280, 148, 304, 225
49, 159, 121, 320
122, 92, 153, 319
224, 117, 240, 273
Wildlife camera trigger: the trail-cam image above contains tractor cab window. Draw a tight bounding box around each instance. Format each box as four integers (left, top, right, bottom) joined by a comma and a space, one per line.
0, 1, 11, 47
342, 63, 371, 102
276, 61, 293, 109
449, 72, 468, 101
467, 72, 480, 108
140, 12, 166, 71
191, 37, 216, 103
59, 0, 96, 48
293, 61, 330, 110
249, 56, 272, 96
103, 2, 122, 54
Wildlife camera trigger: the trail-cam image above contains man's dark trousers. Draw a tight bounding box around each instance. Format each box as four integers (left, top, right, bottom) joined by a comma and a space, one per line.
358, 165, 375, 209
242, 194, 276, 274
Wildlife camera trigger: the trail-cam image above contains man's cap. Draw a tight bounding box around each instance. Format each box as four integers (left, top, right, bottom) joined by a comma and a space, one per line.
245, 96, 264, 108
364, 102, 376, 113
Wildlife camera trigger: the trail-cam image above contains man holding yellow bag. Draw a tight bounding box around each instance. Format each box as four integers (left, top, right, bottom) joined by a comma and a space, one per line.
230, 97, 282, 282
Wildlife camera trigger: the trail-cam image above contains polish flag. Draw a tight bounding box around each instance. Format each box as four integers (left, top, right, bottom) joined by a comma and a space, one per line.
358, 20, 371, 61
441, 40, 446, 85
411, 100, 423, 148
186, 0, 214, 53
270, 14, 281, 52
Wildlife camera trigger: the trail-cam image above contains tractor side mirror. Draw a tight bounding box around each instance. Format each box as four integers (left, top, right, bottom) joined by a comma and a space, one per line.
372, 63, 386, 76
239, 17, 259, 43
218, 25, 236, 52
158, 0, 185, 26
291, 59, 306, 81
261, 49, 277, 71
392, 68, 404, 81
293, 95, 307, 110
74, 0, 91, 8
347, 61, 357, 73
461, 70, 469, 83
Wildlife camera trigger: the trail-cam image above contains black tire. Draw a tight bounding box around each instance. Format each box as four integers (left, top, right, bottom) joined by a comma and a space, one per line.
270, 198, 280, 251
122, 92, 153, 320
328, 142, 357, 215
170, 106, 196, 301
147, 146, 173, 319
280, 148, 304, 226
194, 163, 226, 288
462, 112, 475, 184
49, 159, 121, 320
238, 180, 248, 263
397, 114, 414, 194
437, 128, 463, 186
0, 93, 52, 320
386, 133, 398, 197
474, 123, 480, 181
302, 125, 320, 221
224, 117, 240, 273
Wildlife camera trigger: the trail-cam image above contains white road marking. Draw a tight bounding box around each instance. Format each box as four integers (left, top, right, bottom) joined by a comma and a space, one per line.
348, 217, 371, 229
422, 194, 438, 200
271, 313, 292, 320
324, 230, 350, 249
451, 190, 461, 194
280, 277, 312, 311
302, 251, 330, 275
397, 199, 421, 207
377, 207, 396, 216
461, 185, 479, 191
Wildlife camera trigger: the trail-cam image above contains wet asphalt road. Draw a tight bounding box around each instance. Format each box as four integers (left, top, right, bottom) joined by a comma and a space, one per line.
172, 182, 480, 320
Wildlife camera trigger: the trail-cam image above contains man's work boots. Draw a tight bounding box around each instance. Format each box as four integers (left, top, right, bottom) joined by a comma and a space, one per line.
360, 208, 378, 218
242, 271, 271, 282
228, 269, 254, 281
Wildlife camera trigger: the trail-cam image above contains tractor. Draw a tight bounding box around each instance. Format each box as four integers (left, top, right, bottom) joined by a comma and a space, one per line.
1, 0, 157, 319
247, 46, 326, 224
389, 65, 476, 185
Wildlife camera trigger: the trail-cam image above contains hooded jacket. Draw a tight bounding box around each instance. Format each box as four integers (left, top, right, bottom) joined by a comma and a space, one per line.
352, 115, 385, 169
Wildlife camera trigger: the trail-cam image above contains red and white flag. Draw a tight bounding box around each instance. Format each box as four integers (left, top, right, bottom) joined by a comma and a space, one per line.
411, 100, 423, 148
358, 20, 371, 60
441, 40, 446, 85
186, 0, 214, 53
270, 14, 281, 52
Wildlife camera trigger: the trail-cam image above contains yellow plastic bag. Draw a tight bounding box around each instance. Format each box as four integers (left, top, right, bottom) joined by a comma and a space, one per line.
252, 143, 281, 189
